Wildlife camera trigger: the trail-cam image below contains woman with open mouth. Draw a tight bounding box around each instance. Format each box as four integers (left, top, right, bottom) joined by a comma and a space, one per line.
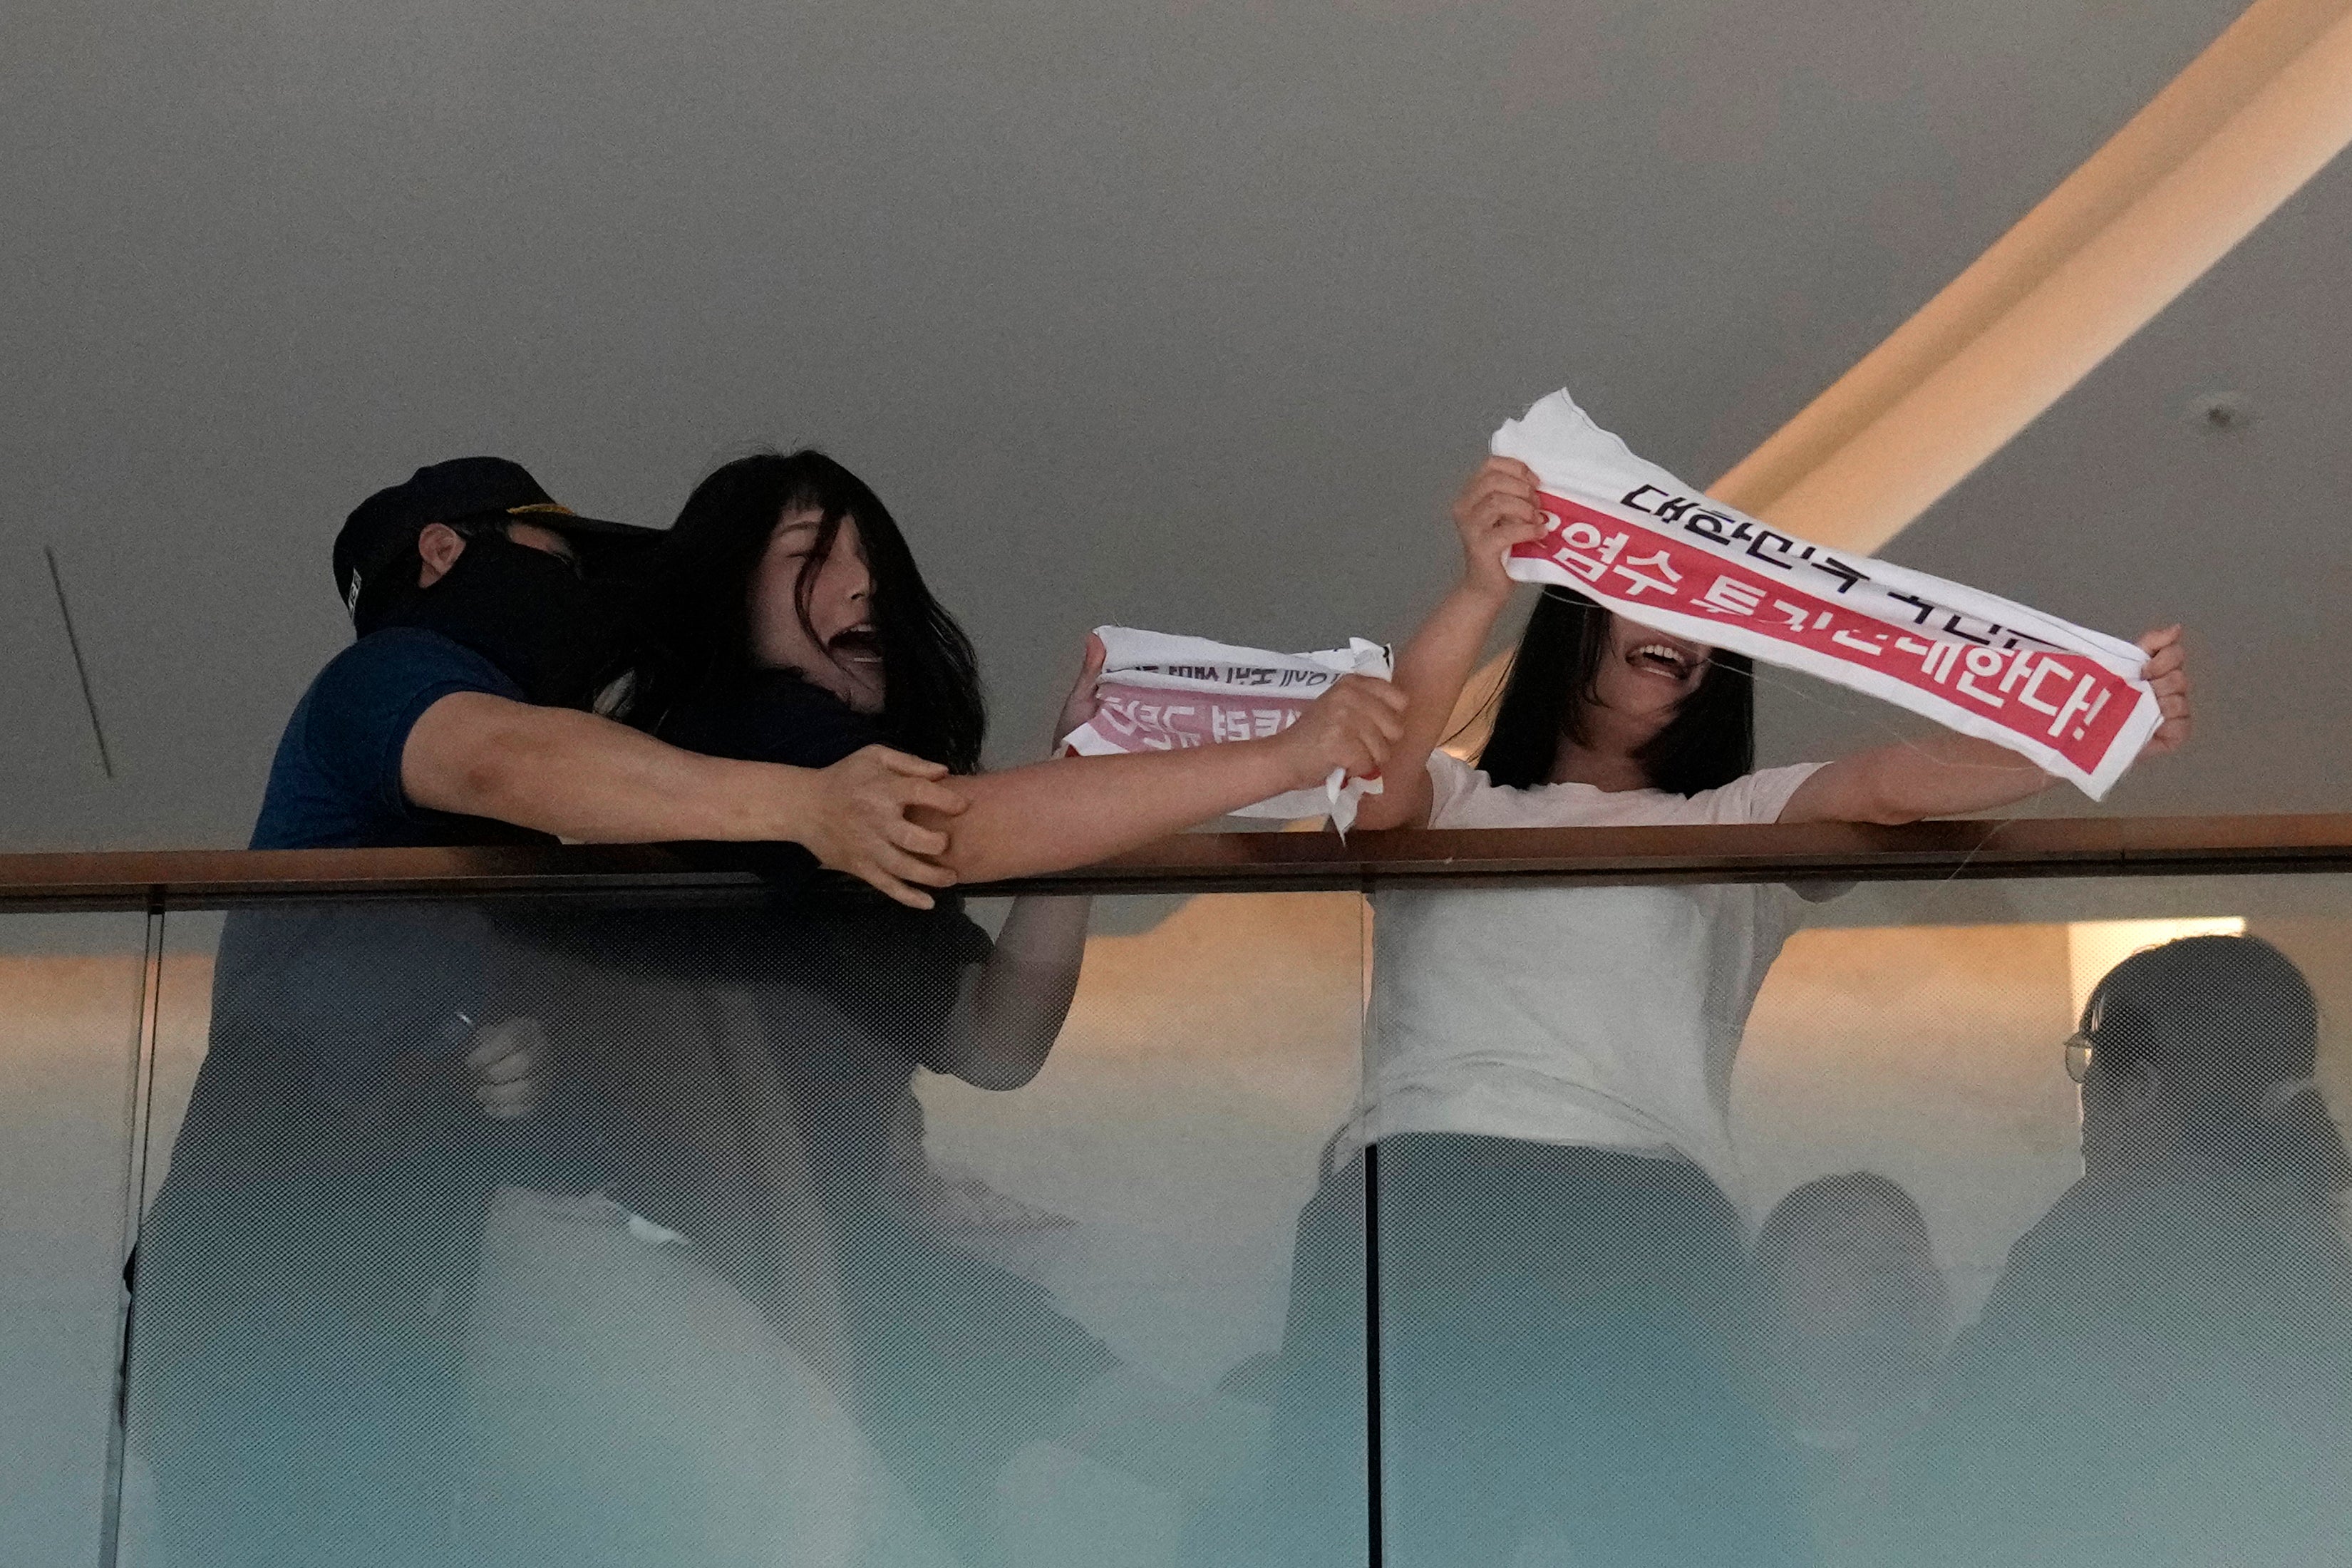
1218, 455, 2194, 1568
459, 448, 1406, 1568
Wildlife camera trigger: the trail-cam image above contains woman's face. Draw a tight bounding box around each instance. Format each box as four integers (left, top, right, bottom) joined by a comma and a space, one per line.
750, 505, 884, 713
1587, 613, 1712, 731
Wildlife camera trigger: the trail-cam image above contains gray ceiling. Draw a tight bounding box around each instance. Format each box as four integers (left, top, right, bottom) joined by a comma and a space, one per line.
5, 0, 2323, 850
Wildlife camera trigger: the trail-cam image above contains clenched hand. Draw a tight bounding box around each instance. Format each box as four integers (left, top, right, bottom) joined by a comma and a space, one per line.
1272, 674, 1409, 790
2135, 624, 2194, 758
465, 1016, 551, 1120
1453, 456, 1549, 602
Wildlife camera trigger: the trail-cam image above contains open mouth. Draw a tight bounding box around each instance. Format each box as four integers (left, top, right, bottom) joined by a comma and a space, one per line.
1627, 641, 1699, 681
827, 626, 883, 667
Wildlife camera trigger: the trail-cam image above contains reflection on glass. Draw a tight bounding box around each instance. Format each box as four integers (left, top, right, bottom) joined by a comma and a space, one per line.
1897, 934, 2352, 1568
65, 873, 2352, 1565
1341, 871, 1813, 1568
118, 888, 1363, 1568
0, 912, 150, 1568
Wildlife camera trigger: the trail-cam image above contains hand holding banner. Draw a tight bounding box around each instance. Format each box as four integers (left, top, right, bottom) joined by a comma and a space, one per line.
1493, 390, 2162, 798
1059, 627, 1393, 829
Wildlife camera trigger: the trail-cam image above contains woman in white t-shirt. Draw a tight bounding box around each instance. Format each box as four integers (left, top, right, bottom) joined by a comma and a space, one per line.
1223, 458, 2193, 1568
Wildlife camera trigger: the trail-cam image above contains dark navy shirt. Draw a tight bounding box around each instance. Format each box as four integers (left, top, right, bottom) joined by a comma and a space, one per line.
644, 669, 994, 1200
213, 628, 545, 1110
659, 666, 882, 768
656, 667, 884, 884
145, 633, 592, 1439
250, 626, 552, 851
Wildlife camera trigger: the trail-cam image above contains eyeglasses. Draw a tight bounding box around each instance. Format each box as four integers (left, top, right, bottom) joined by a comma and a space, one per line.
2063, 1031, 2095, 1084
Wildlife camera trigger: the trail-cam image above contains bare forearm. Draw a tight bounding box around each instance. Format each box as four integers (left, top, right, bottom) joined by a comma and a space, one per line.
1782, 733, 2056, 825
1354, 583, 1510, 830
403, 693, 813, 842
1880, 736, 2056, 818
940, 895, 1091, 1088
929, 744, 1306, 884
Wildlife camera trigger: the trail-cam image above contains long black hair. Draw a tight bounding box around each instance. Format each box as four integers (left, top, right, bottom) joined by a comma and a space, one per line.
1473, 586, 1753, 795
2078, 934, 2351, 1195
624, 450, 986, 773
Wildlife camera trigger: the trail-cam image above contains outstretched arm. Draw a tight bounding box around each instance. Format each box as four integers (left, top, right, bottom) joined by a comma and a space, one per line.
1779, 625, 2193, 824
1352, 456, 1552, 831
402, 692, 969, 907
924, 643, 1408, 885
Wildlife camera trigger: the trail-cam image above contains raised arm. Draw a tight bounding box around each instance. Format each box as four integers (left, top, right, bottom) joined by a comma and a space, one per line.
402, 691, 969, 907
1779, 625, 2193, 824
1351, 456, 1552, 831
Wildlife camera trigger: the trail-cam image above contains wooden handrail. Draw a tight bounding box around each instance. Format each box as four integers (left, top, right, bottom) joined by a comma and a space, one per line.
6, 814, 2352, 909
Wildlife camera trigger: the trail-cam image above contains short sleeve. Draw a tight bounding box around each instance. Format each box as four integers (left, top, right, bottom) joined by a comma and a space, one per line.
1687, 761, 1827, 825
251, 629, 527, 850
306, 631, 522, 811
1422, 750, 1490, 827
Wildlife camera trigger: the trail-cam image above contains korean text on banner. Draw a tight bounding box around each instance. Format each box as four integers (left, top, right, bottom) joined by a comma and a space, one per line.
1060, 626, 1392, 830
1493, 391, 2161, 798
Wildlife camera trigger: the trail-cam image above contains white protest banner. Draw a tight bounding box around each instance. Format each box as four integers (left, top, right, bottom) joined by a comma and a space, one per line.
1494, 390, 2161, 799
1060, 626, 1391, 829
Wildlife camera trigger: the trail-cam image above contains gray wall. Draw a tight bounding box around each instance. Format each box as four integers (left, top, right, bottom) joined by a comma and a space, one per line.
6, 0, 2322, 849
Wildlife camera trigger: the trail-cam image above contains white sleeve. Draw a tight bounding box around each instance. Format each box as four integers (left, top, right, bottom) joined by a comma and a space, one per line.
1690, 762, 1827, 825
1421, 750, 1490, 827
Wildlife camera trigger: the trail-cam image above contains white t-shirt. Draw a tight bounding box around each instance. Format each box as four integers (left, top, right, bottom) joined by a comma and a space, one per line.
1336, 750, 1826, 1195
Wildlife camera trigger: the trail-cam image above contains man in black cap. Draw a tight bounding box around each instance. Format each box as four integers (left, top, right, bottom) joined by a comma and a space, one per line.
126, 457, 967, 1567
265, 455, 965, 884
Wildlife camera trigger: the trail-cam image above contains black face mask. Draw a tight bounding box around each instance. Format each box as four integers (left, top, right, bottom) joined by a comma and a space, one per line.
381, 532, 609, 706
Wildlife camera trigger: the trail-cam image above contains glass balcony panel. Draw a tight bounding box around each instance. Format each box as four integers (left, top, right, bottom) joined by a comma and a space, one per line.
920, 890, 1368, 1568
0, 912, 151, 1568
1370, 871, 2352, 1568
117, 885, 1371, 1568
122, 897, 540, 1568
66, 847, 2352, 1567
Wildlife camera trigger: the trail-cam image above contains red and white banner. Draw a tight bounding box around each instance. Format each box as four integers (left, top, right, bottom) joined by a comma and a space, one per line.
1495, 391, 2161, 799
1061, 626, 1392, 829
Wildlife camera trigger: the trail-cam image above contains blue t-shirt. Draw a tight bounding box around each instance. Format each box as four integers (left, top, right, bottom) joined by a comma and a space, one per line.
249, 626, 552, 850
212, 627, 544, 1107
151, 633, 594, 1374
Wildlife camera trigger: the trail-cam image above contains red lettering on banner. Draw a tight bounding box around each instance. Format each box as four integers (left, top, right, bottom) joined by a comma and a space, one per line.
1090, 684, 1311, 752
1512, 492, 2139, 777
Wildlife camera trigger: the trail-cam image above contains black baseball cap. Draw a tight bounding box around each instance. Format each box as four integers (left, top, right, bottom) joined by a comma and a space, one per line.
333, 455, 659, 616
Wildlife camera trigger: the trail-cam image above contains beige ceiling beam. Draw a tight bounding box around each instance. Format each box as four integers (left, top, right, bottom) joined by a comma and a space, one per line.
1447, 0, 2352, 748
1716, 0, 2352, 549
